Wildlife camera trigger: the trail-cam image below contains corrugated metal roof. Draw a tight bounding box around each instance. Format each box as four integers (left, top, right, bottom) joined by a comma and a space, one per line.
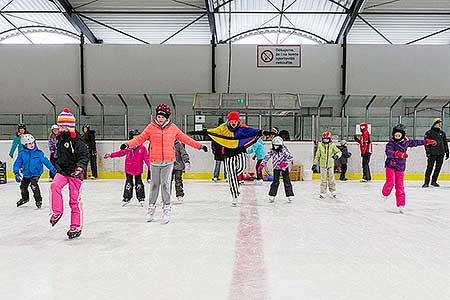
0, 0, 79, 42
72, 0, 206, 12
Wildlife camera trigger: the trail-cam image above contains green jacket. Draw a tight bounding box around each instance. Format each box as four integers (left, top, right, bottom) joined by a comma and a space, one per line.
313, 142, 342, 169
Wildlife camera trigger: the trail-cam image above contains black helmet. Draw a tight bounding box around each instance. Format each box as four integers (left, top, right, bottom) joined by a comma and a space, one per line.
17, 124, 26, 130
82, 123, 90, 129
392, 124, 406, 140
128, 129, 140, 140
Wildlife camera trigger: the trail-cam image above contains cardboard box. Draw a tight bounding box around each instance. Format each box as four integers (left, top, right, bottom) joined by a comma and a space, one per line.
289, 164, 304, 181
0, 162, 7, 184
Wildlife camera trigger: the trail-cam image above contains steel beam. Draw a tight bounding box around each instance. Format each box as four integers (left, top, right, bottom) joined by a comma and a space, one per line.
336, 0, 366, 44
54, 0, 100, 43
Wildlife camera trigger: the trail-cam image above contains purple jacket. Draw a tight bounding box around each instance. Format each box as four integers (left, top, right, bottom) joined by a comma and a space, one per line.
48, 136, 58, 158
262, 145, 293, 170
385, 138, 425, 171
110, 145, 150, 176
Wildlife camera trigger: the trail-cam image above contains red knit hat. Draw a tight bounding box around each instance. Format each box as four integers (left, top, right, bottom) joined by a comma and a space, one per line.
227, 111, 240, 122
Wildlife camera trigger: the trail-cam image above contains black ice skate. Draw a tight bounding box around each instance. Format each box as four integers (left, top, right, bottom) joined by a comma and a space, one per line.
16, 198, 29, 207
122, 198, 131, 207
50, 213, 62, 226
67, 227, 82, 239
36, 201, 42, 209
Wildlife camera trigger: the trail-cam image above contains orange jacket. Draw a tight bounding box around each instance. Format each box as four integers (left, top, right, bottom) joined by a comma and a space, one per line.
127, 121, 201, 163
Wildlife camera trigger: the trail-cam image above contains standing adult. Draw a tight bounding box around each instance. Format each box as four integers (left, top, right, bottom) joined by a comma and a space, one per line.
82, 124, 98, 179
354, 122, 372, 182
9, 124, 28, 158
423, 118, 448, 188
212, 117, 227, 182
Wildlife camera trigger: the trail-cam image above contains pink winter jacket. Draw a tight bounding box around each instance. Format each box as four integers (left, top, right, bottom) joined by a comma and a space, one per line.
109, 145, 150, 176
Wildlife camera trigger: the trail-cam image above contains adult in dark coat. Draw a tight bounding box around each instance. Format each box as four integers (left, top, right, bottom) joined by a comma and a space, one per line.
82, 124, 98, 179
423, 118, 449, 187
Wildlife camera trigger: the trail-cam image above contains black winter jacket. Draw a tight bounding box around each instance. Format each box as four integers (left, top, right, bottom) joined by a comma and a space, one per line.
82, 130, 97, 153
424, 127, 448, 156
55, 131, 89, 176
337, 145, 352, 165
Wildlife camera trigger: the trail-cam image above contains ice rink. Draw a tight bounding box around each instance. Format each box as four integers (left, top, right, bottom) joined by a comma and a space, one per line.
1, 179, 450, 300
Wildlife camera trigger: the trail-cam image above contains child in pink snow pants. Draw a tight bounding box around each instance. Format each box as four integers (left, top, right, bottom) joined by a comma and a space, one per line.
382, 124, 436, 213
50, 108, 89, 239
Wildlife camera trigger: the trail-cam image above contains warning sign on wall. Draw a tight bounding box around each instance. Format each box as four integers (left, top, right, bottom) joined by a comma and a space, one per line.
257, 45, 301, 68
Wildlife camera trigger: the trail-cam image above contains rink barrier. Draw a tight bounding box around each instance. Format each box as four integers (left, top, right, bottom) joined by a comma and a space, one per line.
2, 140, 449, 180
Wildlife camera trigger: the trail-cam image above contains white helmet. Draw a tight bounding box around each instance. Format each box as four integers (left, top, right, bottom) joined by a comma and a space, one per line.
21, 134, 35, 145
272, 136, 283, 146
51, 124, 59, 130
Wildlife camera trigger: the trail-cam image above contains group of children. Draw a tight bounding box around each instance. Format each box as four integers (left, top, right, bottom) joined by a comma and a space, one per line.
9, 102, 441, 240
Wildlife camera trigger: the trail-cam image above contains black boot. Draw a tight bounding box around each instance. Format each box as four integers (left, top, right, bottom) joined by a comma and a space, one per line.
17, 198, 29, 207
431, 182, 440, 187
422, 183, 429, 188
36, 200, 42, 209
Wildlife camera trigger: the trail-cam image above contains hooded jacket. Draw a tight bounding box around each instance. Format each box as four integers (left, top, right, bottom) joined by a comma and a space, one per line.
354, 124, 372, 155
247, 138, 266, 160
13, 144, 57, 178
173, 141, 190, 171
385, 138, 425, 172
313, 142, 342, 169
55, 131, 89, 176
109, 145, 150, 176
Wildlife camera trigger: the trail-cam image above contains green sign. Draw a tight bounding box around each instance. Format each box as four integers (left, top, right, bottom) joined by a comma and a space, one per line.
237, 99, 245, 104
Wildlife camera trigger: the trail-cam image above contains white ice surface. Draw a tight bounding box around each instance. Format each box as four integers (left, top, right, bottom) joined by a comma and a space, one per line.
0, 179, 450, 300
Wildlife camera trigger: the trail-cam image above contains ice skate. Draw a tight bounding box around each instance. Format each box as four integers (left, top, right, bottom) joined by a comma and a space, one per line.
138, 199, 145, 207
431, 182, 440, 187
122, 198, 131, 207
176, 196, 183, 204
231, 197, 238, 207
422, 183, 429, 188
161, 205, 171, 224
16, 198, 29, 207
36, 200, 42, 209
269, 196, 275, 203
398, 206, 405, 214
67, 227, 81, 239
212, 177, 218, 182
287, 196, 293, 203
146, 205, 156, 222
89, 176, 95, 180
331, 192, 337, 198
360, 179, 368, 183
50, 213, 62, 226
382, 195, 388, 201
319, 193, 326, 199
340, 178, 348, 181
49, 178, 53, 182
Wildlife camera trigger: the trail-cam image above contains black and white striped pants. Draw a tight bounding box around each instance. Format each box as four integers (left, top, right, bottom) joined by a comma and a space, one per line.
224, 152, 247, 199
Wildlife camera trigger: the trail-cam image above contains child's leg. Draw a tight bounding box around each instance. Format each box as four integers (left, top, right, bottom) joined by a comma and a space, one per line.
225, 156, 240, 199
256, 159, 263, 180
340, 164, 347, 180
281, 169, 294, 197
50, 174, 69, 215
68, 177, 83, 229
30, 176, 42, 203
382, 167, 395, 197
320, 167, 328, 194
174, 170, 184, 197
149, 165, 162, 206
269, 169, 281, 196
20, 177, 31, 200
134, 174, 145, 200
327, 167, 336, 192
123, 173, 134, 200
160, 164, 174, 206
394, 171, 406, 207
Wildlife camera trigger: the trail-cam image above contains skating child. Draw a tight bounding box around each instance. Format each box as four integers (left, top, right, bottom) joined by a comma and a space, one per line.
337, 140, 352, 181
9, 124, 28, 158
382, 124, 436, 213
104, 129, 150, 207
13, 134, 57, 208
48, 124, 59, 181
172, 140, 190, 204
247, 137, 266, 184
49, 108, 89, 239
257, 136, 294, 203
191, 111, 270, 206
121, 104, 207, 224
312, 131, 342, 198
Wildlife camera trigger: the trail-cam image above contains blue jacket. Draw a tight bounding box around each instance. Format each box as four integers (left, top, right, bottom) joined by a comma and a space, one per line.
9, 135, 24, 157
247, 138, 266, 160
13, 144, 57, 178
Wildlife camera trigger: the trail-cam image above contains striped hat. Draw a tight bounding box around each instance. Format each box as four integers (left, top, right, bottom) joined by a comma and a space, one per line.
57, 108, 76, 138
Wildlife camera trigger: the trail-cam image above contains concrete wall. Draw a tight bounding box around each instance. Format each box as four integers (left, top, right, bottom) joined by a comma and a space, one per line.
2, 141, 449, 179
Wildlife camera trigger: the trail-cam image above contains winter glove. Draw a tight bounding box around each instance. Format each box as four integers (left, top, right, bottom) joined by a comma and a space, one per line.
332, 154, 339, 160
311, 164, 318, 172
257, 163, 265, 174
200, 144, 208, 152
184, 162, 191, 171
70, 167, 85, 180
425, 139, 437, 146
446, 153, 449, 160
279, 162, 289, 170
394, 151, 408, 159
103, 153, 111, 159
14, 173, 22, 183
120, 143, 128, 150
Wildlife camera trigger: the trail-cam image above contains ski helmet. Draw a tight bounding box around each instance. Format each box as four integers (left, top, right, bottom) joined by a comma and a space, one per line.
340, 140, 347, 146
272, 136, 283, 146
322, 131, 332, 139
82, 123, 90, 129
51, 124, 59, 130
128, 129, 140, 140
17, 124, 26, 131
155, 104, 171, 118
360, 123, 368, 131
21, 134, 35, 145
392, 124, 406, 140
